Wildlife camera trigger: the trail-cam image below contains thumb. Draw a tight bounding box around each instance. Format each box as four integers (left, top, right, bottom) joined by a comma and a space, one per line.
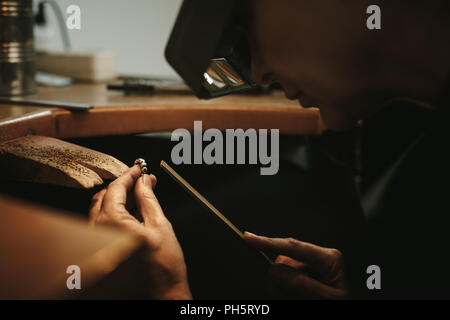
134, 174, 165, 225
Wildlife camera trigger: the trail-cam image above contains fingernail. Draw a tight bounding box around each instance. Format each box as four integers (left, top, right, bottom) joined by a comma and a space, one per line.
244, 231, 257, 237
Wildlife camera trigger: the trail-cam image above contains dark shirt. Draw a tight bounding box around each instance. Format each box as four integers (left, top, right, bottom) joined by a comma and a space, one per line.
346, 82, 450, 299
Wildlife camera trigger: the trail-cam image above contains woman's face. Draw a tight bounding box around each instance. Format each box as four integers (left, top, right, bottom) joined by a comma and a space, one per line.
249, 0, 386, 131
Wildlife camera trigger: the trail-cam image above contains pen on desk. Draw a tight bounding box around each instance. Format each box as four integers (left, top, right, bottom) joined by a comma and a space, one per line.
107, 79, 155, 95
107, 79, 192, 95
0, 97, 93, 111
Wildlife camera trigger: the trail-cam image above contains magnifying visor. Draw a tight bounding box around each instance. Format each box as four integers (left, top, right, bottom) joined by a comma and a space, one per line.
165, 0, 254, 99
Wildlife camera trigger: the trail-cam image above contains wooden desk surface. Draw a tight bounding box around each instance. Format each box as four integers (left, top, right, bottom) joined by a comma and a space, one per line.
0, 84, 325, 143
0, 195, 145, 299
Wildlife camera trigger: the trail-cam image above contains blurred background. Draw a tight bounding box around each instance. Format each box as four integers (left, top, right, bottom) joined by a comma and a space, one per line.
33, 0, 182, 79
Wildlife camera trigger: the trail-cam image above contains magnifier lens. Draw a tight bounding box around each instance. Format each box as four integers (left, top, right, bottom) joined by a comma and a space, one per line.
202, 58, 248, 94
214, 60, 244, 87
203, 65, 227, 91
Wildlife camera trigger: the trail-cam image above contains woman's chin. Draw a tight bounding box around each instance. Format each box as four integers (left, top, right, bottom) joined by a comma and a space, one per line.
319, 109, 359, 132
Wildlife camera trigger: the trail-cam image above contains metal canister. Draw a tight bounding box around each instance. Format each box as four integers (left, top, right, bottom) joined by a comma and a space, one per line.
0, 0, 36, 96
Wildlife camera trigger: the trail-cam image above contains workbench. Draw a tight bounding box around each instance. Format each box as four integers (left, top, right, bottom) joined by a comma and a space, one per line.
0, 84, 364, 299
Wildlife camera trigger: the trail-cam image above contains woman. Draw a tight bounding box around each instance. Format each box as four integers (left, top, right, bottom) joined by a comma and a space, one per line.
89, 0, 450, 299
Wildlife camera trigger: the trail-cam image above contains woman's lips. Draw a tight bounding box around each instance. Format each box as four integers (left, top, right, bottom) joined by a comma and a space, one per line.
286, 91, 301, 100
285, 90, 316, 108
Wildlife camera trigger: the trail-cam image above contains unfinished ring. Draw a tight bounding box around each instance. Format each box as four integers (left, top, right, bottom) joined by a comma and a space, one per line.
134, 158, 148, 176
134, 158, 145, 166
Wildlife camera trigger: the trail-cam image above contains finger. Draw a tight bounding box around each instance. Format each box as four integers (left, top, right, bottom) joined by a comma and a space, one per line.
124, 174, 156, 218
244, 232, 333, 270
89, 189, 107, 223
270, 263, 342, 299
147, 173, 157, 188
275, 255, 308, 270
102, 165, 141, 215
134, 173, 166, 226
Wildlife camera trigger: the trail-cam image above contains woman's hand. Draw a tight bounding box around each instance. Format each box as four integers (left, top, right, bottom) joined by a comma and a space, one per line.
244, 232, 349, 299
89, 165, 192, 300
